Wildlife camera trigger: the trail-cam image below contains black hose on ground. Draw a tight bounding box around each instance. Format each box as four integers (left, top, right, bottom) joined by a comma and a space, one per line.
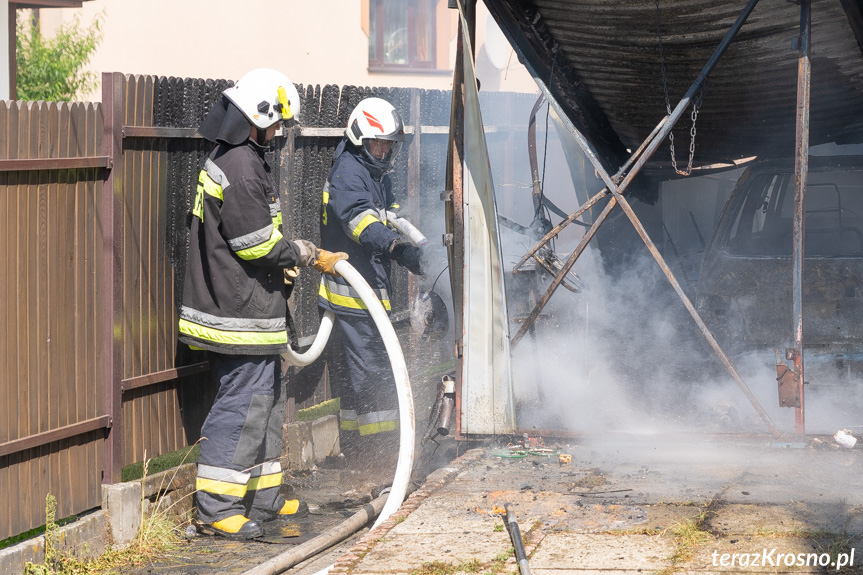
504, 502, 532, 575
240, 493, 388, 575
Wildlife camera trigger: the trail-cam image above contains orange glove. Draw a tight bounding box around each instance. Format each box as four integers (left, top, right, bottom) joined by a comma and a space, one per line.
312, 250, 348, 277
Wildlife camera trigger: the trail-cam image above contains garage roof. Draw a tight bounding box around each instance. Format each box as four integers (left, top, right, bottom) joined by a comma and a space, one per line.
483, 0, 863, 173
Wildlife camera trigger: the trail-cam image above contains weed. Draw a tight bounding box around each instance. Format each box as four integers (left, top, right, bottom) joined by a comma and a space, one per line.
657, 510, 714, 575
23, 494, 59, 575
750, 526, 829, 539
410, 561, 459, 575
494, 523, 504, 532
817, 533, 857, 574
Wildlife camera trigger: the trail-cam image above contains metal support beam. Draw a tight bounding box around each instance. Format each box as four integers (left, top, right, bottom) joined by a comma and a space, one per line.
792, 0, 812, 435
446, 9, 466, 439
509, 0, 780, 438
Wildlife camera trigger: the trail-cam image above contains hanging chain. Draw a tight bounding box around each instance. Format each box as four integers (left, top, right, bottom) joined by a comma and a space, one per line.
655, 0, 707, 176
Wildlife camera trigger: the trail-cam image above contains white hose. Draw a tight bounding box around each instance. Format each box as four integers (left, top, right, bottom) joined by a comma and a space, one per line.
387, 211, 429, 248
333, 261, 415, 528
281, 260, 415, 536
282, 311, 334, 367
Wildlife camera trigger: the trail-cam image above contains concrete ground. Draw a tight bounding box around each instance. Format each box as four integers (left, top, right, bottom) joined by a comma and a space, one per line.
117, 432, 863, 574
330, 433, 862, 575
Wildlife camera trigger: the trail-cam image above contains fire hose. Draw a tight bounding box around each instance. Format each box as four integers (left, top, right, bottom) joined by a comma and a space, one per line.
262, 218, 427, 575
282, 259, 415, 530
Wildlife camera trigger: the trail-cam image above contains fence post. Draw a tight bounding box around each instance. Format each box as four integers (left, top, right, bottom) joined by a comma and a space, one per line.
101, 72, 124, 483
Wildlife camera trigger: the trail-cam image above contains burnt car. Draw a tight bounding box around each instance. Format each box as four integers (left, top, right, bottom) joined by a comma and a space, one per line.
696, 155, 863, 378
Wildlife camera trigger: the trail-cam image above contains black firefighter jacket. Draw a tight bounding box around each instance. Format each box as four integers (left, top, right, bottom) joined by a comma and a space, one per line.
179, 140, 307, 355
318, 138, 402, 317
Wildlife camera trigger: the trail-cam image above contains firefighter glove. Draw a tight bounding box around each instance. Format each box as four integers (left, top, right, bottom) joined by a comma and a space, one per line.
391, 241, 425, 275
313, 250, 349, 277
284, 266, 300, 286
292, 239, 319, 267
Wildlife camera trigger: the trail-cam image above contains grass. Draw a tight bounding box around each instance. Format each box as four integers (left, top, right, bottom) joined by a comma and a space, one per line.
121, 444, 199, 482
657, 510, 714, 575
409, 551, 512, 575
20, 453, 193, 575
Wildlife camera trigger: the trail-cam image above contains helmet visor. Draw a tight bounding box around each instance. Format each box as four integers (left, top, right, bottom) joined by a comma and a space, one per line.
363, 138, 402, 169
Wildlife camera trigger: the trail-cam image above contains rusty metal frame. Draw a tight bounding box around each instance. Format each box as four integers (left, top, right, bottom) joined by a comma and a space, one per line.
503, 0, 781, 438
791, 0, 812, 435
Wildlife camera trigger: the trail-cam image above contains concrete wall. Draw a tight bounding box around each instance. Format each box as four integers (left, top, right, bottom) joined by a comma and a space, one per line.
31, 0, 537, 102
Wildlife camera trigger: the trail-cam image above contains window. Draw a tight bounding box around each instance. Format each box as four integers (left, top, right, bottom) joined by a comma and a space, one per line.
726, 167, 863, 257
369, 0, 437, 72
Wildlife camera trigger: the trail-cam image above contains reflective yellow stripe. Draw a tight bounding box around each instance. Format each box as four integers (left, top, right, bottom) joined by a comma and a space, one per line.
235, 227, 284, 261
179, 318, 287, 346
247, 472, 282, 492
340, 419, 359, 431
389, 203, 400, 210
318, 283, 391, 312
193, 170, 224, 222
273, 212, 282, 228
352, 214, 380, 242
322, 190, 330, 226
358, 420, 399, 436
196, 478, 247, 498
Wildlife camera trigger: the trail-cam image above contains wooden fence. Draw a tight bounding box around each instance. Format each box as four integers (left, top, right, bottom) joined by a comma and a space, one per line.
0, 72, 536, 541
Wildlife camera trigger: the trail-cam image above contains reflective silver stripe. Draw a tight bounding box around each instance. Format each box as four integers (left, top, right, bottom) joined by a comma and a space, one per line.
228, 223, 274, 252
180, 305, 286, 332
340, 409, 357, 421
321, 277, 388, 302
197, 463, 250, 484
250, 460, 281, 477
270, 197, 281, 218
204, 158, 230, 188
357, 410, 399, 427
347, 209, 380, 234
379, 208, 388, 224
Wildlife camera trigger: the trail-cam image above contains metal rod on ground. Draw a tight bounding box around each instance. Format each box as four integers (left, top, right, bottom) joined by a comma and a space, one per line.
240, 493, 388, 575
504, 503, 531, 575
792, 0, 811, 435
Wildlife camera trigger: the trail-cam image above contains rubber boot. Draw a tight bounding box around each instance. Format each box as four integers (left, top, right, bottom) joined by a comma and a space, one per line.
208, 515, 263, 540
249, 498, 310, 523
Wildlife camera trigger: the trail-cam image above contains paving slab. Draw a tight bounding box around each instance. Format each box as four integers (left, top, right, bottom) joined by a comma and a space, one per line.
529, 532, 675, 570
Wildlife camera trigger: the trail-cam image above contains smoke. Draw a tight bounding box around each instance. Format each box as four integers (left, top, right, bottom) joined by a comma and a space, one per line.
491, 107, 863, 440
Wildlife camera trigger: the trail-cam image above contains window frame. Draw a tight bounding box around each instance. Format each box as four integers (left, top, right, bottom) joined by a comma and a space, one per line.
368, 0, 443, 74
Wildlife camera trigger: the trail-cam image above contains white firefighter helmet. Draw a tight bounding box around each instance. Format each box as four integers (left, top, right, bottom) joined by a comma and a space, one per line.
223, 68, 301, 130
346, 97, 405, 170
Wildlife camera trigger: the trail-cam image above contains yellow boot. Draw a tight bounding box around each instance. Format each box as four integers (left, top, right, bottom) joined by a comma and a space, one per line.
208, 515, 263, 540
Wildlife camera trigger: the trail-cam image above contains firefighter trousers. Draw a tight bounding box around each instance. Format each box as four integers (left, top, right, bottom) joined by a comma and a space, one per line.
195, 353, 287, 524
326, 313, 400, 437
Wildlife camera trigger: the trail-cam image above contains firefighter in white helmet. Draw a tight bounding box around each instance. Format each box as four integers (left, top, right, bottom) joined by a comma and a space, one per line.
180, 68, 348, 540
317, 97, 426, 476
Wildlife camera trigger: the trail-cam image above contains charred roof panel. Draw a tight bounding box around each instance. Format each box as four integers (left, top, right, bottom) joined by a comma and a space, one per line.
484, 0, 863, 166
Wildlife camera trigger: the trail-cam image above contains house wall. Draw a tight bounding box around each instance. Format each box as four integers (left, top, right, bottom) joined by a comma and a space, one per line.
34, 0, 538, 102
